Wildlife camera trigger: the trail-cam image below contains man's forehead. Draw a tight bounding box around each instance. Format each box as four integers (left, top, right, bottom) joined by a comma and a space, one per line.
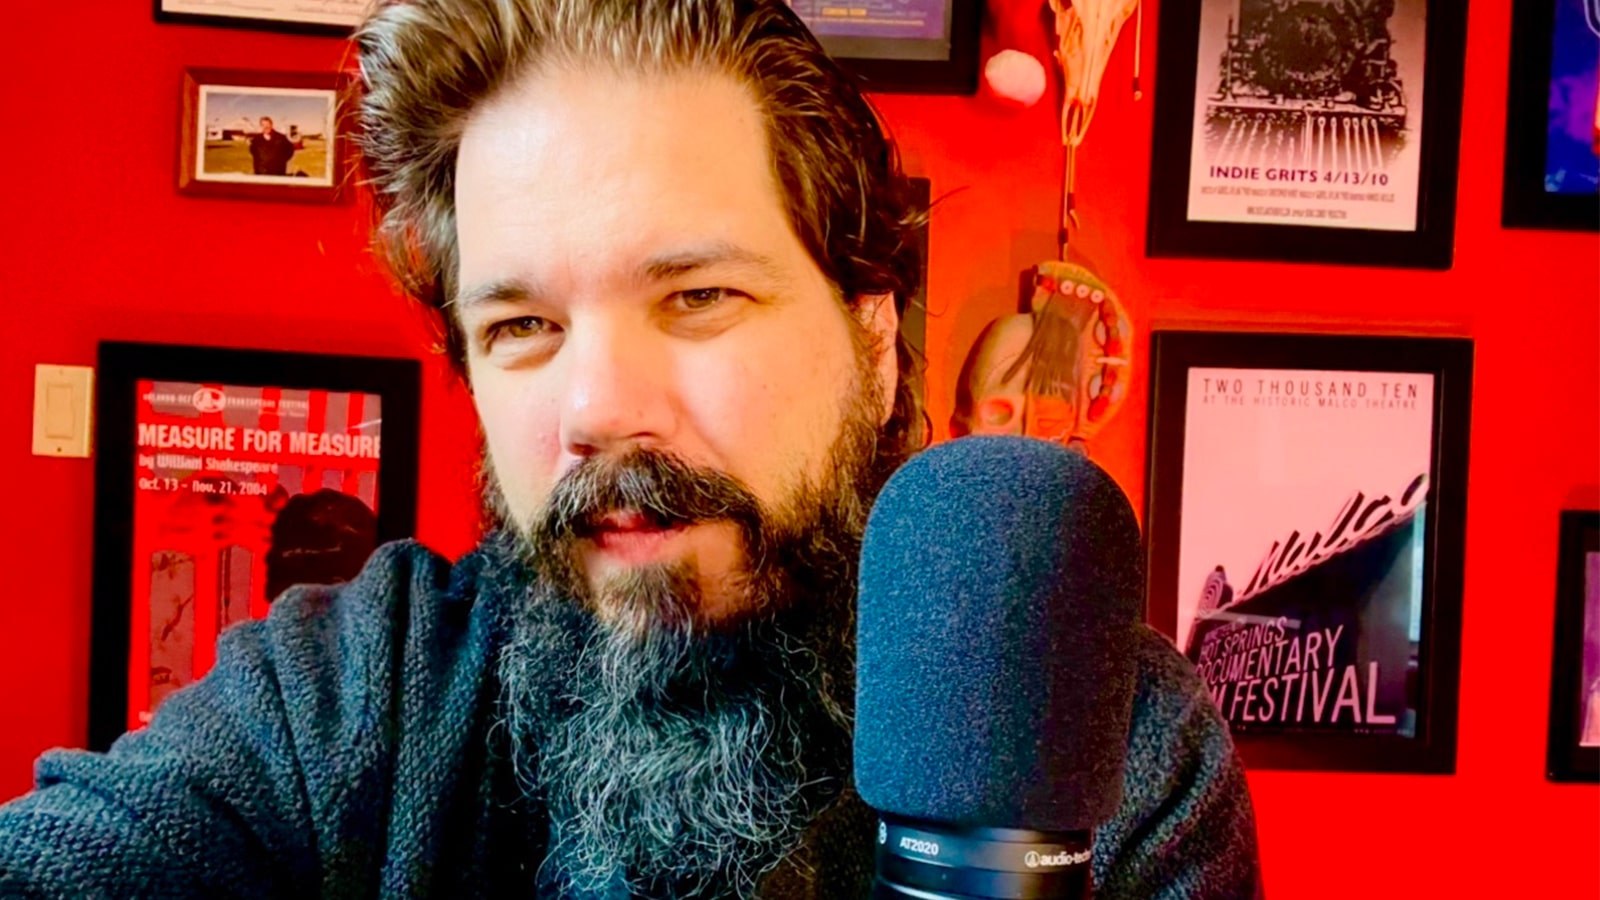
451, 65, 816, 296
457, 64, 768, 180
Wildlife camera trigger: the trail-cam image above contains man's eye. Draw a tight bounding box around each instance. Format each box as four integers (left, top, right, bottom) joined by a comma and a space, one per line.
487, 316, 555, 342
674, 288, 732, 311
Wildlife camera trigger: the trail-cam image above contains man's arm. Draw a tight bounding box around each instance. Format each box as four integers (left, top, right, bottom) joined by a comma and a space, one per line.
0, 623, 319, 898
1094, 626, 1264, 899
0, 542, 434, 898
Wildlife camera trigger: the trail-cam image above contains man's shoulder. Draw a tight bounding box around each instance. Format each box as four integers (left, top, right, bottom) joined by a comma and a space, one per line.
195, 538, 513, 786
1094, 624, 1260, 896
264, 540, 452, 634
1123, 623, 1231, 764
241, 538, 506, 693
1128, 625, 1209, 710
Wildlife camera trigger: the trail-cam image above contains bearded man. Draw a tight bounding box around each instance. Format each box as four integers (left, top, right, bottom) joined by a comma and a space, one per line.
0, 2, 1261, 896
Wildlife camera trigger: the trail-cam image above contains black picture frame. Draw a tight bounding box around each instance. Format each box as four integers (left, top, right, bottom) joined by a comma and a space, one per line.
1502, 0, 1600, 231
1146, 0, 1469, 268
1144, 331, 1472, 772
794, 0, 982, 94
1546, 510, 1600, 782
153, 0, 364, 36
88, 342, 420, 751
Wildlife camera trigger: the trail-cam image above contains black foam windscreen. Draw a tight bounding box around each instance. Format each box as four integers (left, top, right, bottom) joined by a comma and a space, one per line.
854, 436, 1142, 832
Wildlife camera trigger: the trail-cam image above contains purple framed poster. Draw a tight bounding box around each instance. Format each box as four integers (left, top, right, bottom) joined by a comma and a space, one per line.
788, 0, 981, 94
1145, 331, 1472, 773
1503, 0, 1600, 231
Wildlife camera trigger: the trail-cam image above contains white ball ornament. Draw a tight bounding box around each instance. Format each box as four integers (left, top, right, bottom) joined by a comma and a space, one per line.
982, 49, 1047, 108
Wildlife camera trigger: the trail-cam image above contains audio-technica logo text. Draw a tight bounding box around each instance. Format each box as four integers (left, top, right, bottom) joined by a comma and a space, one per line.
1024, 849, 1091, 868
898, 837, 940, 857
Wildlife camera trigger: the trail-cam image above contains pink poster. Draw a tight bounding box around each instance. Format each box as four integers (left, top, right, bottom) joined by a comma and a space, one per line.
1176, 366, 1434, 737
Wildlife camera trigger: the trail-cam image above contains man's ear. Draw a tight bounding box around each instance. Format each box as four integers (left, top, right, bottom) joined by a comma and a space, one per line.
854, 292, 900, 426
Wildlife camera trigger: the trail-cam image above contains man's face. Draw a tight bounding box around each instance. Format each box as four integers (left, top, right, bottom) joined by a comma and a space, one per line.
259, 117, 274, 135
454, 65, 899, 627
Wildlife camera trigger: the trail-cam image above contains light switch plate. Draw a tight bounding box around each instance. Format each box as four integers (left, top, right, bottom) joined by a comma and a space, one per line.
33, 364, 94, 458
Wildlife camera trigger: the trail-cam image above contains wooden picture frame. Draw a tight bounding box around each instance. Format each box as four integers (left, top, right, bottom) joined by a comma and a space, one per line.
1502, 0, 1600, 231
1146, 0, 1469, 268
179, 68, 351, 204
1145, 331, 1472, 772
88, 342, 420, 751
1546, 509, 1600, 782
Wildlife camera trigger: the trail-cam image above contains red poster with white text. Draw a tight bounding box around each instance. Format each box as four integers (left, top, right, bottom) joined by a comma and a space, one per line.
127, 380, 383, 730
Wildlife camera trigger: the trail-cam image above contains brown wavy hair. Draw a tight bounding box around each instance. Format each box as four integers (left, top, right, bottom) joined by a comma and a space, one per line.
354, 0, 929, 456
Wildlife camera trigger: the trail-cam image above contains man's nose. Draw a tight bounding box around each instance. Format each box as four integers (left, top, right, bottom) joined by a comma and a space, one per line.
556, 318, 676, 458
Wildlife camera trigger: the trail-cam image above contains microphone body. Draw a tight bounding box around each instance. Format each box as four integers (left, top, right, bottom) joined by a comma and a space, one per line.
854, 437, 1144, 898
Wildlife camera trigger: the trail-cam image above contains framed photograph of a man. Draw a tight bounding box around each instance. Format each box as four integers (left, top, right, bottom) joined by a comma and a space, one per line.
179, 69, 348, 203
1547, 510, 1600, 782
1144, 331, 1472, 772
1146, 0, 1469, 268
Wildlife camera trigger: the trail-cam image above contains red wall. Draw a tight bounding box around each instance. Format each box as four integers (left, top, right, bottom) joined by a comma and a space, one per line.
2, 2, 1595, 896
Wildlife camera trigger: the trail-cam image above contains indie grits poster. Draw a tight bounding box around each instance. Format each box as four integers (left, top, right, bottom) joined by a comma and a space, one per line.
1186, 0, 1428, 231
127, 380, 384, 730
1176, 367, 1435, 738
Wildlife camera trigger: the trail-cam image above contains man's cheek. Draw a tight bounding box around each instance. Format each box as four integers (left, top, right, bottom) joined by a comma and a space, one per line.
483, 420, 562, 523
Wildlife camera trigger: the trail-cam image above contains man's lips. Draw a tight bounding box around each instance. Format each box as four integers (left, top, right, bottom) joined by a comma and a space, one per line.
585, 510, 694, 565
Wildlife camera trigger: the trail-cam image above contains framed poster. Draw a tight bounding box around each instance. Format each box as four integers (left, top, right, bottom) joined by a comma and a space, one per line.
180, 69, 350, 204
155, 0, 372, 35
1146, 0, 1469, 268
88, 342, 420, 751
789, 0, 982, 94
1145, 331, 1472, 772
1546, 510, 1600, 782
1503, 0, 1600, 231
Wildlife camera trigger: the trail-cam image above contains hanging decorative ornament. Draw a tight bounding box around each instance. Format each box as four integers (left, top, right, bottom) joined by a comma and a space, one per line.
1048, 0, 1142, 243
983, 48, 1050, 108
950, 261, 1131, 450
951, 0, 1142, 456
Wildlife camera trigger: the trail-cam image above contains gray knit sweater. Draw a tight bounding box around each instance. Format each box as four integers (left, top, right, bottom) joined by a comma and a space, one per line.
0, 539, 1261, 898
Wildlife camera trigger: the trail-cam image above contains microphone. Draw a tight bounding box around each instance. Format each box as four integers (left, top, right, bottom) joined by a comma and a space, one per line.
854, 436, 1142, 898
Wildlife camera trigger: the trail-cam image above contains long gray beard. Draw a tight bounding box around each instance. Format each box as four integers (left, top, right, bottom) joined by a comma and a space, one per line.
510, 566, 856, 898
493, 348, 904, 897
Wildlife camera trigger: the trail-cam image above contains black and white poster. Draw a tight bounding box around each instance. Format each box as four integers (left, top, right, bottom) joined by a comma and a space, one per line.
1145, 333, 1471, 772
1185, 0, 1427, 231
1176, 367, 1434, 738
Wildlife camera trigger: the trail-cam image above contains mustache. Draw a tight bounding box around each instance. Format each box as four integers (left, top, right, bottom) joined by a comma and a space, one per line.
533, 447, 765, 542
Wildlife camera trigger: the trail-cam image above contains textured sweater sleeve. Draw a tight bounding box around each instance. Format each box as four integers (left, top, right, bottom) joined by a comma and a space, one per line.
1093, 626, 1264, 899
0, 541, 437, 899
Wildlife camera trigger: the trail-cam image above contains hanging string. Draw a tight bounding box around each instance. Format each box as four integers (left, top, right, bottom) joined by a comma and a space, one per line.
1133, 1, 1143, 100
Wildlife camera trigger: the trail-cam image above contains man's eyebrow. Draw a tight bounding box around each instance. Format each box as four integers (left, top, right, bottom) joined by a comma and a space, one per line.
452, 244, 785, 311
452, 278, 542, 313
639, 242, 786, 283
